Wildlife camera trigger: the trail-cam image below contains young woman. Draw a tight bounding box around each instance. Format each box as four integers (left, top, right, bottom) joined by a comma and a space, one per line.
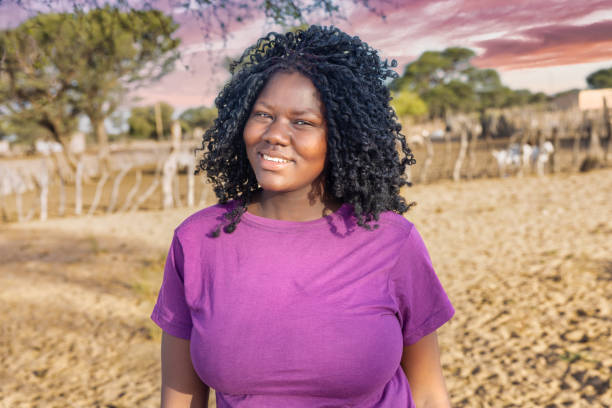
152, 25, 454, 408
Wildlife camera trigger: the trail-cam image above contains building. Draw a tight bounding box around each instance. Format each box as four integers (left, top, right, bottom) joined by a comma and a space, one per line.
552, 88, 612, 111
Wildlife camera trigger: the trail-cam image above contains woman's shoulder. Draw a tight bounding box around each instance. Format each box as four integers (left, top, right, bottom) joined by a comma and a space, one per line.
174, 201, 232, 236
376, 210, 415, 237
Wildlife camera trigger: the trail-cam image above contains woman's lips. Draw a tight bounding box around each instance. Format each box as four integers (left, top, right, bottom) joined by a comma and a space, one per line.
258, 152, 293, 170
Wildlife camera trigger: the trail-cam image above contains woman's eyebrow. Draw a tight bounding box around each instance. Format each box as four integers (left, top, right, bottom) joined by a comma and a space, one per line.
254, 101, 322, 117
253, 101, 272, 109
289, 108, 322, 117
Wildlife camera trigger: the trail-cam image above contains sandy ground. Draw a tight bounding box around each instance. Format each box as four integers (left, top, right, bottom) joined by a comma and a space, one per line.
1, 168, 611, 407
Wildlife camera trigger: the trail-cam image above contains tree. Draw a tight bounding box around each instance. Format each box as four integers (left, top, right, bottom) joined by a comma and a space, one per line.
0, 7, 180, 170
586, 67, 612, 89
527, 91, 549, 105
0, 27, 81, 148
0, 113, 50, 146
503, 89, 532, 107
391, 47, 481, 118
467, 68, 505, 109
128, 102, 174, 139
391, 47, 552, 118
3, 1, 385, 40
72, 7, 180, 167
393, 48, 475, 94
179, 106, 218, 132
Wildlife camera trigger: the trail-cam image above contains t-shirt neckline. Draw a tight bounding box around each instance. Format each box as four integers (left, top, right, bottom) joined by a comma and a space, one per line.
240, 202, 353, 231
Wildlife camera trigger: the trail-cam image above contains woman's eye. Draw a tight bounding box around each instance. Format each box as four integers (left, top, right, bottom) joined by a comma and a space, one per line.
295, 120, 312, 126
254, 112, 271, 119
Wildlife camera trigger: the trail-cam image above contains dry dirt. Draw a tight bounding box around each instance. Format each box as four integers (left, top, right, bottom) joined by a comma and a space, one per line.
1, 168, 611, 407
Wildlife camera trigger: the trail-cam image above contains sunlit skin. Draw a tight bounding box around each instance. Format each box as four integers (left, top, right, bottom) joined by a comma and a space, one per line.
243, 71, 340, 221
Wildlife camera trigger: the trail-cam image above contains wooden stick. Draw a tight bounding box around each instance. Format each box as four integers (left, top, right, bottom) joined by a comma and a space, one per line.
130, 174, 159, 212
453, 127, 468, 182
58, 174, 65, 217
87, 171, 109, 216
39, 175, 48, 221
119, 169, 142, 212
173, 173, 183, 208
75, 159, 84, 215
419, 134, 433, 184
187, 164, 195, 207
107, 165, 132, 213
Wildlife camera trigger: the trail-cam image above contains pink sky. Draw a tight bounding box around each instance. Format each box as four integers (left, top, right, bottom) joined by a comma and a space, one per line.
2, 0, 612, 110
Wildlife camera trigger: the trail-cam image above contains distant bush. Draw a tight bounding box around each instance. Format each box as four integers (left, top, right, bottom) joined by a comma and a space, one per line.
390, 89, 428, 118
128, 103, 174, 139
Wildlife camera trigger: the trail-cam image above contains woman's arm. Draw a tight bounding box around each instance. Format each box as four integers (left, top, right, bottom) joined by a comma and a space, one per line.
161, 331, 210, 408
401, 331, 451, 408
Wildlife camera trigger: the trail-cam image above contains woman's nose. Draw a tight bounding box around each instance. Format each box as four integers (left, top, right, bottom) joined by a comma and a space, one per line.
262, 117, 290, 145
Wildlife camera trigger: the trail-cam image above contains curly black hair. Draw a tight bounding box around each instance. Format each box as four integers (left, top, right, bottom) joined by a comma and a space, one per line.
196, 25, 415, 235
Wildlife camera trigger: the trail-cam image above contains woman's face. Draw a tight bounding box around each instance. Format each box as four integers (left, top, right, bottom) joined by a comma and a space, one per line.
243, 71, 327, 197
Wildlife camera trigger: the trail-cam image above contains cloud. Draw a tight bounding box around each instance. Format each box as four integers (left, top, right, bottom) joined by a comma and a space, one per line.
417, 0, 612, 37
3, 0, 610, 106
342, 0, 612, 71
474, 20, 612, 70
362, 0, 612, 36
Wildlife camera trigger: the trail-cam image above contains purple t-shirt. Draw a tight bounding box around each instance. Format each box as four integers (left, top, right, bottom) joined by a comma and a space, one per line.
152, 202, 454, 407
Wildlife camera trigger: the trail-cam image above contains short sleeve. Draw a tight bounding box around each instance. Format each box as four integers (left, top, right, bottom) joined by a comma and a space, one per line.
151, 232, 193, 339
389, 225, 454, 345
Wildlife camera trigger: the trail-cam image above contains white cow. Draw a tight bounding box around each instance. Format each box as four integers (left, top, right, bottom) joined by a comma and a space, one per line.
522, 141, 555, 175
492, 143, 521, 176
535, 141, 554, 175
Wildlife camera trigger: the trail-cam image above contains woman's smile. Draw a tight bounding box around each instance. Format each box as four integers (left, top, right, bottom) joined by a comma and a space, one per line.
258, 152, 294, 169
243, 71, 327, 197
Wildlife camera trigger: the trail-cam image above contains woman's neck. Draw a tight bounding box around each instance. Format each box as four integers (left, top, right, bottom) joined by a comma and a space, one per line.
247, 190, 341, 222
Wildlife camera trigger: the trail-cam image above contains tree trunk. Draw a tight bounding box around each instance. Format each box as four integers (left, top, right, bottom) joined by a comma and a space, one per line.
46, 117, 79, 177
453, 127, 468, 182
94, 119, 111, 176
36, 166, 49, 221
